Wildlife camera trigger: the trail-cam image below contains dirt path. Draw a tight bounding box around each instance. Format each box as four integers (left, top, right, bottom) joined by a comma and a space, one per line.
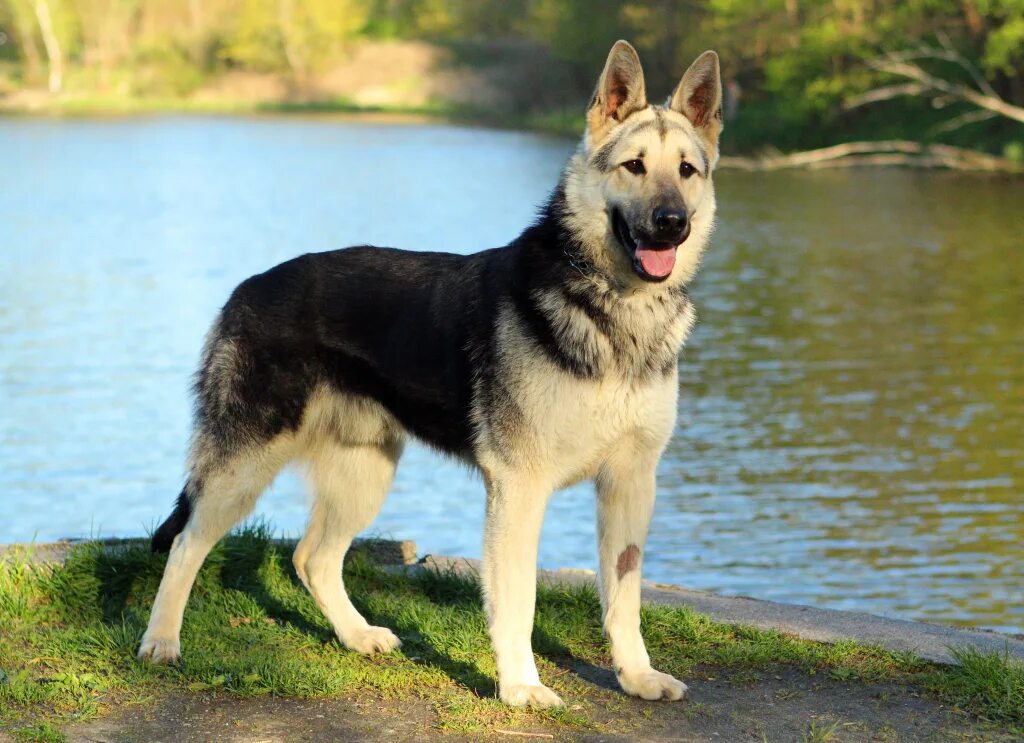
60, 664, 1004, 743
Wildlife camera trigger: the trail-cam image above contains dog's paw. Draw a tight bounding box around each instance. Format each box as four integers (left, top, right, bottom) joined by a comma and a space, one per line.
617, 667, 687, 701
137, 636, 181, 664
343, 626, 402, 654
500, 684, 564, 708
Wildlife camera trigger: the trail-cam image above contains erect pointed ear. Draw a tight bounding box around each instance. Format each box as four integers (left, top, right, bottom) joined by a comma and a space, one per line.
670, 50, 723, 148
585, 40, 648, 148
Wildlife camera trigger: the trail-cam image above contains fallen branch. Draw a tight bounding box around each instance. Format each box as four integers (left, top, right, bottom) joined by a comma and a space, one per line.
719, 140, 1022, 173
494, 730, 555, 739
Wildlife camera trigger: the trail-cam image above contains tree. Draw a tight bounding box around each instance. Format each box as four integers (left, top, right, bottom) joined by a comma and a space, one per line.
32, 0, 63, 92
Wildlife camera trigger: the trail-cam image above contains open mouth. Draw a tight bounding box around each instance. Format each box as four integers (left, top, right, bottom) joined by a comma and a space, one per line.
611, 209, 677, 282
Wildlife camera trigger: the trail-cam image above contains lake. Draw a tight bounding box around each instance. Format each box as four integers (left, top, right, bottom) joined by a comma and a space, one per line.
2, 116, 1021, 633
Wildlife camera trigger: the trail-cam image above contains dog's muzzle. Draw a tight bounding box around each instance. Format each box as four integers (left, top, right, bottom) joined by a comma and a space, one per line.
612, 208, 689, 282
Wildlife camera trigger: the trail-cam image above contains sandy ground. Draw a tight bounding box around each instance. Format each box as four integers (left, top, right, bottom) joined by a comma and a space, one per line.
56, 663, 1009, 742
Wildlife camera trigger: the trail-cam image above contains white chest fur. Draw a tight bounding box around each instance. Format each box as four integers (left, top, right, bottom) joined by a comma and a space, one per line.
479, 297, 688, 488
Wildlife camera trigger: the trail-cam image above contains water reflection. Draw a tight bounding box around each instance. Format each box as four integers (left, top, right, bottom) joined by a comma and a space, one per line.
1, 118, 1020, 632
666, 170, 1024, 632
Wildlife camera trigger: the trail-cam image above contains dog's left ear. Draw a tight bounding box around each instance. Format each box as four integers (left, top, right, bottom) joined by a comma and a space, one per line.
670, 51, 723, 153
586, 40, 648, 148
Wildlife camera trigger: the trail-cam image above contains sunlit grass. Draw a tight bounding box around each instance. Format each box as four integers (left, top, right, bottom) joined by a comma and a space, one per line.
0, 89, 584, 139
1, 526, 1021, 739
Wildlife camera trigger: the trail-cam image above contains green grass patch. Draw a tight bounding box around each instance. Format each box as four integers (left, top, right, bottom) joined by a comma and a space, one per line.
0, 91, 585, 143
1, 526, 1021, 736
12, 722, 67, 743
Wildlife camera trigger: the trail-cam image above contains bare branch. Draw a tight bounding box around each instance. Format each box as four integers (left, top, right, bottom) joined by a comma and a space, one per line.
868, 57, 1024, 124
930, 95, 956, 109
934, 31, 997, 97
878, 44, 996, 96
719, 141, 1022, 173
928, 109, 997, 135
845, 83, 927, 110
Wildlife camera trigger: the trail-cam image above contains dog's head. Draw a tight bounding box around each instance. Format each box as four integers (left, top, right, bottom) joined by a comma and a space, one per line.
563, 41, 722, 288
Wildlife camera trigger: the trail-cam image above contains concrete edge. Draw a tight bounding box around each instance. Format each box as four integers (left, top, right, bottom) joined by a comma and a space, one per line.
0, 537, 418, 567
414, 555, 1024, 667
4, 540, 1020, 667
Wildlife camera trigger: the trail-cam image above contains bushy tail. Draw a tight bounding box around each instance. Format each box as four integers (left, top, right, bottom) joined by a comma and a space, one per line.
151, 487, 192, 553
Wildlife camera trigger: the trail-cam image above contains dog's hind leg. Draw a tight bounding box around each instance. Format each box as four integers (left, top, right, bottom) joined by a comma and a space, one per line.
292, 434, 404, 654
138, 439, 292, 663
595, 445, 687, 701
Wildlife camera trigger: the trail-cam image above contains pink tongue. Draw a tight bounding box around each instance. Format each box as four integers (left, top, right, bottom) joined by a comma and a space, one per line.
635, 242, 677, 278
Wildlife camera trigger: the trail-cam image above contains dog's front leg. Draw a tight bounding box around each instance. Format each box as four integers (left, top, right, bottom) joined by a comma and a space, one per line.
481, 471, 561, 708
596, 450, 687, 701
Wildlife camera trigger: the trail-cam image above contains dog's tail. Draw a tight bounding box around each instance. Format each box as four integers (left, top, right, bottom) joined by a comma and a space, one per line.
151, 487, 192, 553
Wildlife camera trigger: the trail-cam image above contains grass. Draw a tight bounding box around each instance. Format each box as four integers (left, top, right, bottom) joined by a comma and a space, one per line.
0, 89, 583, 139
1, 525, 1022, 739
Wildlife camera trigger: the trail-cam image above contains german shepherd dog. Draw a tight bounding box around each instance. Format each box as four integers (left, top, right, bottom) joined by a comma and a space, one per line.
139, 40, 723, 707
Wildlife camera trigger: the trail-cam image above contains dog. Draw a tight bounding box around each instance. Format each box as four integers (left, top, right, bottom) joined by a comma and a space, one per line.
139, 40, 723, 708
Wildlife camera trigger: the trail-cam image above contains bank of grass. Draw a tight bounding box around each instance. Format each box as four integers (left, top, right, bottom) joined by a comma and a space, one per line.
0, 89, 581, 136
1, 526, 1021, 741
0, 91, 450, 121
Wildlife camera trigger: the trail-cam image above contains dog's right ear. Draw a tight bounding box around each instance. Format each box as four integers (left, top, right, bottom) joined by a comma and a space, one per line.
586, 40, 648, 148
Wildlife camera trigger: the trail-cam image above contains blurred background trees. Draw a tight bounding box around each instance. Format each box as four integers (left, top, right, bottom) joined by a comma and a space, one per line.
0, 0, 1021, 155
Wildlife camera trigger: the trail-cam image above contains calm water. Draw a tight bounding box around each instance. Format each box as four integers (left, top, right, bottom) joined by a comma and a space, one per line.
2, 117, 1022, 633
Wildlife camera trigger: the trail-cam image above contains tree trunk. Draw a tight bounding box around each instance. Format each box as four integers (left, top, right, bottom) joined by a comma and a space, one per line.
187, 0, 205, 65
961, 1, 984, 36
11, 7, 44, 83
188, 0, 202, 30
785, 0, 799, 24
278, 0, 304, 79
32, 0, 63, 94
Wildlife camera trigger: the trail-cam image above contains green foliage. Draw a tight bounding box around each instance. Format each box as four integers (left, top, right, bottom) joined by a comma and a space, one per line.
0, 0, 1020, 153
132, 40, 206, 96
977, 0, 1024, 73
1003, 140, 1024, 161
13, 723, 67, 743
220, 0, 289, 71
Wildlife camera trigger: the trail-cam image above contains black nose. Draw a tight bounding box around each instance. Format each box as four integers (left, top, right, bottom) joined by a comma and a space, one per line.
651, 207, 689, 243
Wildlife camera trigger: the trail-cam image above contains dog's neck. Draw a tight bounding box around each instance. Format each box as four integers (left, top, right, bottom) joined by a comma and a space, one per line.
510, 182, 696, 381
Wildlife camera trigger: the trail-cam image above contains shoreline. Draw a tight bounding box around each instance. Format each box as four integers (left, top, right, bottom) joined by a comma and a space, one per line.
4, 537, 1021, 665
0, 93, 580, 137
3, 534, 1021, 741
5, 98, 1021, 173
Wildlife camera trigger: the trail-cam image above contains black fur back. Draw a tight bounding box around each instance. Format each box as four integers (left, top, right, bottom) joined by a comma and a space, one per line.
184, 184, 582, 465
156, 183, 623, 528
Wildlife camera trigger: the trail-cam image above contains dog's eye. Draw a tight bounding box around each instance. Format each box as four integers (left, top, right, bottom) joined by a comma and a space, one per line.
622, 159, 646, 176
679, 161, 697, 179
